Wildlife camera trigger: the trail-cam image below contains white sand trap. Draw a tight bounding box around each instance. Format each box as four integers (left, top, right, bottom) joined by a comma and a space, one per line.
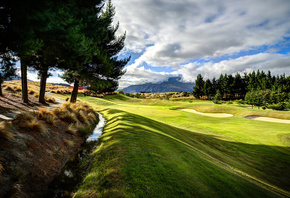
180, 109, 233, 118
245, 116, 290, 124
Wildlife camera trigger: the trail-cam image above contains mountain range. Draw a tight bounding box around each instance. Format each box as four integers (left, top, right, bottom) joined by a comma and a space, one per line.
122, 77, 195, 93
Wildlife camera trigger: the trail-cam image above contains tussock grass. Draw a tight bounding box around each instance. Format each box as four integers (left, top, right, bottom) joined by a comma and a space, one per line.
54, 101, 99, 138
87, 112, 97, 124
0, 121, 14, 141
28, 89, 35, 95
65, 124, 78, 135
57, 110, 78, 123
45, 95, 56, 103
4, 86, 14, 91
13, 111, 35, 122
19, 118, 48, 134
64, 139, 74, 148
37, 108, 57, 125
13, 86, 21, 92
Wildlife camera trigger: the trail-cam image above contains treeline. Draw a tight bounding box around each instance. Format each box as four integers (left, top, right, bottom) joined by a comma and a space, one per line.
0, 0, 129, 103
193, 70, 290, 100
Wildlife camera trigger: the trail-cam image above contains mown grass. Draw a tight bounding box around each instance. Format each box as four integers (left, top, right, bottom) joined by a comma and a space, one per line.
51, 94, 290, 197
74, 109, 288, 198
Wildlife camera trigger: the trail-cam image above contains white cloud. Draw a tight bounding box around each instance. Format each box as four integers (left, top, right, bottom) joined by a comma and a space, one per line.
118, 52, 290, 88
177, 53, 290, 82
114, 0, 290, 62
113, 0, 290, 87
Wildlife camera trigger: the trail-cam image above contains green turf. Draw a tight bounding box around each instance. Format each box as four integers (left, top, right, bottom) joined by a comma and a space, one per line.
52, 94, 290, 197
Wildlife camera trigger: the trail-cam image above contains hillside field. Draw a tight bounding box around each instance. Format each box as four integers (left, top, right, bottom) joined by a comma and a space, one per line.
52, 93, 290, 197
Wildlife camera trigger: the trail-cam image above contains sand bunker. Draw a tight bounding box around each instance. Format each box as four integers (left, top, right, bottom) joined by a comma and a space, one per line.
245, 116, 290, 124
180, 109, 233, 118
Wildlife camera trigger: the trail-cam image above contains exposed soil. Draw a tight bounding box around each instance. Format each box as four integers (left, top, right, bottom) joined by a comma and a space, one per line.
0, 121, 85, 198
0, 89, 87, 198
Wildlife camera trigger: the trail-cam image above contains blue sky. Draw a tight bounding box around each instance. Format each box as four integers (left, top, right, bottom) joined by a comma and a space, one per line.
25, 0, 290, 88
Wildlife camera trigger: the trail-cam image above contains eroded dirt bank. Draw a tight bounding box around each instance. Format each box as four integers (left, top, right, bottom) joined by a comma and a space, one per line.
0, 120, 85, 198
0, 100, 98, 198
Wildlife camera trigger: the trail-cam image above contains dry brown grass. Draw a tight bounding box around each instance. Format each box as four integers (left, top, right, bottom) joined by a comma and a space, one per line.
55, 109, 79, 123
4, 85, 14, 91
65, 124, 78, 135
88, 112, 97, 124
45, 96, 56, 103
0, 121, 14, 141
37, 108, 58, 125
19, 118, 48, 134
64, 139, 74, 148
13, 111, 35, 122
2, 80, 69, 97
28, 89, 36, 95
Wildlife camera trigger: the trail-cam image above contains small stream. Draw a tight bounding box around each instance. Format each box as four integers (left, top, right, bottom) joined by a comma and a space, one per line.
45, 113, 106, 198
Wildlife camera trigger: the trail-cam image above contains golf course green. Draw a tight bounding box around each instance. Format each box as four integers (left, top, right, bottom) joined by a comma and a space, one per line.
53, 94, 290, 198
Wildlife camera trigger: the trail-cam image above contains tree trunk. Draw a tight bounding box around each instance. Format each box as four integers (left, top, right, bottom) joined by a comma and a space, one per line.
0, 82, 3, 96
21, 59, 28, 103
39, 65, 48, 103
70, 79, 79, 103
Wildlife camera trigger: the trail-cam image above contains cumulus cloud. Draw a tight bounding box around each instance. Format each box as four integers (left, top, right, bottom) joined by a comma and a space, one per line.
112, 0, 290, 88
178, 53, 290, 82
114, 0, 290, 62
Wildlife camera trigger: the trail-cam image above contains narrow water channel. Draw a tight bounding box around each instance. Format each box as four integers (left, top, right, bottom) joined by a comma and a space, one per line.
45, 113, 106, 198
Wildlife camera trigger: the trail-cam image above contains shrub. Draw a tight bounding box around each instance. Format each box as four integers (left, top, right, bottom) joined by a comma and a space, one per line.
0, 121, 14, 141
118, 90, 124, 95
227, 101, 233, 104
213, 90, 222, 104
79, 125, 93, 138
267, 103, 286, 111
236, 99, 245, 105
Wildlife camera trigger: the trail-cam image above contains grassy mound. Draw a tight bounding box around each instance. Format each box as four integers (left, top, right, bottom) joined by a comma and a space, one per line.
63, 94, 290, 198
74, 108, 288, 197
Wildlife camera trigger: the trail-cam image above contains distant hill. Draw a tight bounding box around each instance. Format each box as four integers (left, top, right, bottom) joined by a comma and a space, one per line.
122, 77, 194, 93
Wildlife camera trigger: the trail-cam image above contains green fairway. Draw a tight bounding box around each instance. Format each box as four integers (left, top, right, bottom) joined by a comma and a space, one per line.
52, 94, 290, 197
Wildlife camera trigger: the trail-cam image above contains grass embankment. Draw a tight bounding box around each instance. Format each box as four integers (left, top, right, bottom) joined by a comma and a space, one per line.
51, 94, 290, 197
